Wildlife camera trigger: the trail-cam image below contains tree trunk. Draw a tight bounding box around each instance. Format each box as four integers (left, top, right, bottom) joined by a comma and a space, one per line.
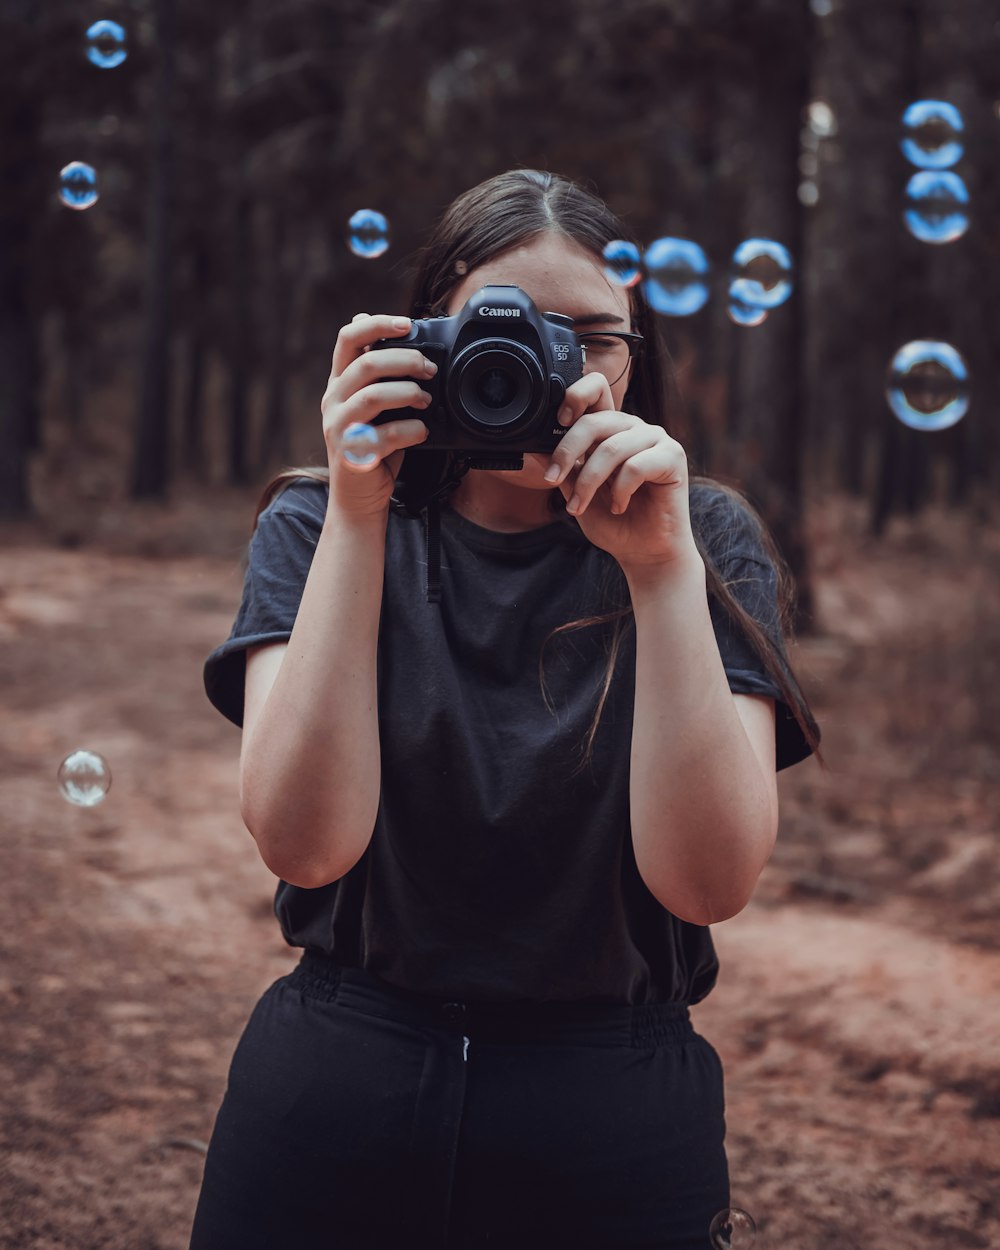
180, 239, 210, 481
131, 0, 177, 500
0, 5, 42, 520
734, 6, 816, 633
259, 199, 292, 472
225, 175, 252, 486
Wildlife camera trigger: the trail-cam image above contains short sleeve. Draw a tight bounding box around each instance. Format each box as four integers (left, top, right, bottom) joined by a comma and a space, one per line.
695, 487, 820, 772
203, 479, 328, 728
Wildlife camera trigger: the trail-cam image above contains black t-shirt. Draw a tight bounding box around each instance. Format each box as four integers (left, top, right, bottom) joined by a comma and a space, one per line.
204, 478, 818, 1006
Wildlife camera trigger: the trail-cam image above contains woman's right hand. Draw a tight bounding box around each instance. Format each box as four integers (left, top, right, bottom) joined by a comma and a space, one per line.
321, 312, 438, 521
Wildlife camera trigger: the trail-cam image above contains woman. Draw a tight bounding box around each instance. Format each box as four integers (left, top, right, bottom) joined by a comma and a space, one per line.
190, 168, 823, 1250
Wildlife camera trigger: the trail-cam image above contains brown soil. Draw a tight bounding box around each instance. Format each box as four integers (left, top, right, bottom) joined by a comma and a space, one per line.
1, 484, 998, 1250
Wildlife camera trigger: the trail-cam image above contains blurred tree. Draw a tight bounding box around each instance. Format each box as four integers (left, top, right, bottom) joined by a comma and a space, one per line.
131, 0, 177, 499
0, 1, 43, 519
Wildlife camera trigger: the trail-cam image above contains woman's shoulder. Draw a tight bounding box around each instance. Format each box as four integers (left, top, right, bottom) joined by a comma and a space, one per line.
688, 479, 768, 564
259, 474, 330, 527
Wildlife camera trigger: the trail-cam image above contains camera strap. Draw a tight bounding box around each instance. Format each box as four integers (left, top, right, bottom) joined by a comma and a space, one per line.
391, 451, 473, 604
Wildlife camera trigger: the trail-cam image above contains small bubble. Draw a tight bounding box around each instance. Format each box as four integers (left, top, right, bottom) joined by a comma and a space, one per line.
454, 259, 469, 276
58, 750, 112, 807
642, 237, 710, 317
729, 238, 793, 310
903, 170, 969, 244
807, 100, 837, 137
85, 19, 127, 69
342, 422, 380, 466
58, 162, 99, 211
798, 180, 820, 207
810, 0, 833, 15
886, 340, 969, 431
709, 1207, 757, 1249
601, 239, 642, 288
347, 209, 390, 259
727, 292, 769, 327
901, 99, 964, 170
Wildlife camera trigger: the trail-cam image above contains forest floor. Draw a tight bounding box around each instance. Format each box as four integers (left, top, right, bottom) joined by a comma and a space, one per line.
1, 483, 998, 1250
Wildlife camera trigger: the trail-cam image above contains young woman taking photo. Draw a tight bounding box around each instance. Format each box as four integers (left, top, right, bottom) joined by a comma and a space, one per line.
189, 168, 823, 1250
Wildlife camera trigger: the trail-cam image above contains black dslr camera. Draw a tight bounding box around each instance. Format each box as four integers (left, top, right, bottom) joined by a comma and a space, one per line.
368, 285, 584, 463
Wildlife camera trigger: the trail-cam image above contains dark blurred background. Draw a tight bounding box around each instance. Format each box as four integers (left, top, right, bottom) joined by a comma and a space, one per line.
2, 0, 1000, 618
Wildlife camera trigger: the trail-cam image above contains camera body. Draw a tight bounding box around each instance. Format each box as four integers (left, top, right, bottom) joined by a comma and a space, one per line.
368, 285, 583, 458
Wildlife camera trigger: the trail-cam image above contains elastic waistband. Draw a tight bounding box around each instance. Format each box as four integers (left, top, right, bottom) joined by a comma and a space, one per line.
287, 949, 695, 1048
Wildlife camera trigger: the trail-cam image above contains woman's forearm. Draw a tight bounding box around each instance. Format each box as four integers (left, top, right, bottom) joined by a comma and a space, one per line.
239, 508, 387, 888
623, 549, 777, 926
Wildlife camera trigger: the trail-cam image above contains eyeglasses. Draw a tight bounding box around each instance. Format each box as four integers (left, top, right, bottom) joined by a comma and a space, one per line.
577, 331, 644, 387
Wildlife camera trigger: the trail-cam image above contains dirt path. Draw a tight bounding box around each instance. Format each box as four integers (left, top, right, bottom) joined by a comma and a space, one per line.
1, 489, 997, 1249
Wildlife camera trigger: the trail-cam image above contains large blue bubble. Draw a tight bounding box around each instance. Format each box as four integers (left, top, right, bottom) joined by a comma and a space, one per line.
886, 341, 969, 431
903, 171, 969, 244
347, 209, 391, 259
901, 100, 964, 170
729, 239, 793, 310
59, 162, 99, 211
602, 239, 642, 288
85, 20, 127, 70
642, 238, 710, 317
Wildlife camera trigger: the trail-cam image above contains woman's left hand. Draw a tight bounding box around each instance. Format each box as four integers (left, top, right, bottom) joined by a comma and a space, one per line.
544, 373, 701, 575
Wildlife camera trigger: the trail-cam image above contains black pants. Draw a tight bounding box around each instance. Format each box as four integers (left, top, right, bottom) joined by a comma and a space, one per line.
188, 949, 730, 1250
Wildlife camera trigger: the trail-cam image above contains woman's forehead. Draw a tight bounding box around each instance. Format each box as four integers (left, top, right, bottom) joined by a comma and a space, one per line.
446, 236, 630, 322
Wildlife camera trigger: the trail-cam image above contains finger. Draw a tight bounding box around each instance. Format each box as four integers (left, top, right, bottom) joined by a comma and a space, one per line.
562, 427, 660, 515
333, 380, 433, 430
336, 347, 438, 403
330, 314, 413, 380
543, 411, 631, 486
558, 373, 613, 426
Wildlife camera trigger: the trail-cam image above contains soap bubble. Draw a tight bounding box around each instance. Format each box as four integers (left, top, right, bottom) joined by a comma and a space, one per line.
709, 1206, 757, 1249
342, 422, 381, 467
58, 750, 112, 807
886, 340, 969, 431
798, 181, 820, 207
903, 170, 969, 244
602, 239, 642, 288
729, 239, 793, 311
643, 237, 710, 317
727, 292, 768, 327
85, 19, 127, 69
810, 0, 833, 14
901, 100, 964, 170
347, 209, 390, 259
58, 162, 99, 211
807, 100, 837, 137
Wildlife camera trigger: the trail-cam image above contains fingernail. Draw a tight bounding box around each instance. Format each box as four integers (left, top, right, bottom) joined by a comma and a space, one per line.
557, 406, 571, 425
544, 463, 561, 483
392, 317, 411, 330
566, 494, 581, 513
423, 358, 438, 375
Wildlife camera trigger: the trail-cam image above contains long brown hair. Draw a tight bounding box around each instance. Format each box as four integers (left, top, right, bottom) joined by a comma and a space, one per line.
254, 168, 825, 774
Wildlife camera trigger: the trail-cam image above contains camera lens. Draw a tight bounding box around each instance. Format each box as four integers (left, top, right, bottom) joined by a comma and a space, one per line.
474, 367, 518, 410
450, 342, 545, 434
